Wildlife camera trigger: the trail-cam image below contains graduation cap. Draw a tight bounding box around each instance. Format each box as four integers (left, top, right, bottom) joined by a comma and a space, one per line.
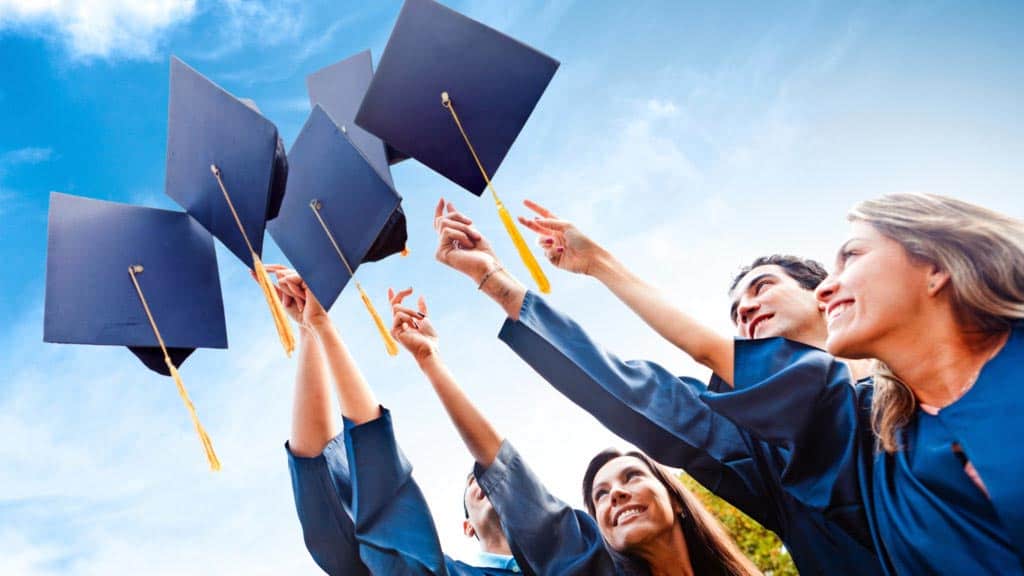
268, 105, 405, 355
355, 0, 559, 293
306, 49, 410, 187
165, 56, 295, 356
44, 192, 224, 470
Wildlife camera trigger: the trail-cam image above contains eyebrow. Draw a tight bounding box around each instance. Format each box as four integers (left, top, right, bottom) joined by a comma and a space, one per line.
730, 273, 777, 321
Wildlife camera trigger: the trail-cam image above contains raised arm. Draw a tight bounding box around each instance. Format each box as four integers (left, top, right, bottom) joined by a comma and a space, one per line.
266, 265, 368, 576
518, 200, 735, 384
388, 287, 618, 576
271, 267, 446, 576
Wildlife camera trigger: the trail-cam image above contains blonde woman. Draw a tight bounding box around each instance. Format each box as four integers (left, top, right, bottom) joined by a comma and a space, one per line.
700, 193, 1024, 574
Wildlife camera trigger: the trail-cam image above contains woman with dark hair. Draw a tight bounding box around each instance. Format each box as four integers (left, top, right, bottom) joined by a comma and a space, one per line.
387, 286, 760, 576
582, 449, 759, 576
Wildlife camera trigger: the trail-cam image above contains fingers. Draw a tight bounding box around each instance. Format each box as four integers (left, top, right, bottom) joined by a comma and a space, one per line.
434, 197, 445, 221
440, 226, 476, 249
518, 216, 555, 236
389, 287, 414, 307
444, 211, 474, 226
437, 219, 481, 242
392, 305, 424, 320
531, 217, 573, 232
417, 295, 428, 316
523, 199, 555, 218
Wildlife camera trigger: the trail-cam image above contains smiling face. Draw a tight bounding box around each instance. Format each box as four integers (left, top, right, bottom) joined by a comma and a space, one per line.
730, 264, 826, 343
589, 456, 681, 553
815, 221, 938, 359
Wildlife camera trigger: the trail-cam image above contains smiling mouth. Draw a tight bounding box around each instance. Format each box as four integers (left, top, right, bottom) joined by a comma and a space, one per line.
749, 314, 774, 338
826, 300, 853, 325
613, 505, 647, 526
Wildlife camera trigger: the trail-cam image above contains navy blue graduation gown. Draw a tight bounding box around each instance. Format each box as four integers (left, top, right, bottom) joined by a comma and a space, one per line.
474, 440, 622, 575
498, 291, 884, 575
287, 408, 522, 575
702, 330, 1024, 574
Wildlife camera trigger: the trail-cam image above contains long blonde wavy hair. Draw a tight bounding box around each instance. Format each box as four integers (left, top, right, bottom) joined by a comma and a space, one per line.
848, 193, 1024, 452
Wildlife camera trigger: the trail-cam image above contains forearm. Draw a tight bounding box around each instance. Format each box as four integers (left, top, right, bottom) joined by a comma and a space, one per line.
417, 354, 503, 466
590, 249, 735, 385
313, 319, 381, 425
289, 328, 340, 457
478, 267, 528, 321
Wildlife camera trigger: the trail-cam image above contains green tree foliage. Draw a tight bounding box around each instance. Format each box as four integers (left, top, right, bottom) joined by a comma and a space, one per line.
680, 474, 798, 576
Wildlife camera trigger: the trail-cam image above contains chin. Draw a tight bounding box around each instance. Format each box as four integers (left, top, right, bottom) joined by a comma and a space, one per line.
825, 328, 872, 359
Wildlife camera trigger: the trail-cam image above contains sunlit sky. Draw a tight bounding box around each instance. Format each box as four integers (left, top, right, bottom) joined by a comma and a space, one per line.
2, 1, 1022, 574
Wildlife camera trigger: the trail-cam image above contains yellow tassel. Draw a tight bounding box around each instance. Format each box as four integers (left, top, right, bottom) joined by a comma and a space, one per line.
253, 256, 296, 357
167, 359, 221, 471
401, 246, 410, 257
496, 201, 550, 294
357, 282, 399, 356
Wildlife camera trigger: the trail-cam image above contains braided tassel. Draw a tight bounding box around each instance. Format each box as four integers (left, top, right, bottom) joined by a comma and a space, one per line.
167, 359, 221, 471
254, 255, 296, 357
357, 282, 399, 356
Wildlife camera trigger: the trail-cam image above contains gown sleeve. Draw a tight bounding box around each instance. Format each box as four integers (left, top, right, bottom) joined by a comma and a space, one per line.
286, 434, 371, 576
345, 408, 451, 576
474, 440, 620, 576
701, 337, 875, 547
497, 291, 777, 532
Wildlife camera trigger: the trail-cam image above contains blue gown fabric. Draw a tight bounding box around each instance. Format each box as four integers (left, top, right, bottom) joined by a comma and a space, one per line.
497, 291, 884, 575
474, 440, 620, 575
700, 332, 1024, 575
287, 408, 522, 575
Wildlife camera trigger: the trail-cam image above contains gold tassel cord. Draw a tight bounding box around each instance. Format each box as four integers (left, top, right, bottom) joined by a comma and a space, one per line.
253, 255, 296, 356
309, 200, 400, 356
129, 265, 221, 471
210, 165, 295, 357
358, 282, 400, 356
440, 92, 551, 294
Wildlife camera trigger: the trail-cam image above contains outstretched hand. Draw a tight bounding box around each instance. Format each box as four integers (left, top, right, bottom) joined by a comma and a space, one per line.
257, 264, 329, 328
433, 198, 500, 284
518, 199, 604, 276
388, 287, 439, 363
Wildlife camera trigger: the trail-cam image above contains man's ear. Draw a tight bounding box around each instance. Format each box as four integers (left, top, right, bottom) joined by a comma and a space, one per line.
463, 519, 477, 540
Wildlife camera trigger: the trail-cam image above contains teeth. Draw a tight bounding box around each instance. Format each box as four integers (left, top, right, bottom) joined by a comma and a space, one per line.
829, 302, 850, 323
616, 507, 644, 525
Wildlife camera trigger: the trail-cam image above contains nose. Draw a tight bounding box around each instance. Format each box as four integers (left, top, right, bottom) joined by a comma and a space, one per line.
610, 485, 630, 508
736, 297, 760, 331
815, 273, 839, 307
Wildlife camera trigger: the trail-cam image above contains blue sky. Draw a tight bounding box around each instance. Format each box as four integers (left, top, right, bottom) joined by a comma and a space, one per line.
2, 0, 1023, 573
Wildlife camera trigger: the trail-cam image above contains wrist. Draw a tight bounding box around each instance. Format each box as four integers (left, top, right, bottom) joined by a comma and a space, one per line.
416, 348, 443, 370
308, 316, 334, 337
588, 248, 620, 281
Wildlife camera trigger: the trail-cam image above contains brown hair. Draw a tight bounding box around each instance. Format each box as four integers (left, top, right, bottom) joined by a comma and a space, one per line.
583, 449, 761, 576
848, 193, 1024, 451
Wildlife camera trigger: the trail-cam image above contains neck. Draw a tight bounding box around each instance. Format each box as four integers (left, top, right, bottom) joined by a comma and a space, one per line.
478, 531, 512, 557
880, 317, 1009, 408
635, 522, 694, 576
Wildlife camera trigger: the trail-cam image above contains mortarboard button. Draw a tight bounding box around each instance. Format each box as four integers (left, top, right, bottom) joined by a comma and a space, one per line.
44, 192, 225, 470
165, 56, 295, 356
267, 105, 404, 355
354, 0, 557, 293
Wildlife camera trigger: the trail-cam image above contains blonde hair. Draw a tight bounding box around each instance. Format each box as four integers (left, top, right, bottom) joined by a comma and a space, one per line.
848, 193, 1024, 452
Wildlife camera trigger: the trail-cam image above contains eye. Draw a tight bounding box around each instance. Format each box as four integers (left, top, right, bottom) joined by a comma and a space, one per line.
753, 280, 770, 295
625, 469, 643, 481
593, 489, 608, 502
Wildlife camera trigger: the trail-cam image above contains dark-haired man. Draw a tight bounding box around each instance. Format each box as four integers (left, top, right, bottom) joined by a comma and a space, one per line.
433, 199, 883, 575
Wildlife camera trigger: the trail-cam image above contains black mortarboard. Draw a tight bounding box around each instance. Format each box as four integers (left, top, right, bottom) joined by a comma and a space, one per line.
268, 105, 404, 309
165, 56, 295, 356
355, 0, 559, 196
306, 49, 410, 187
44, 192, 227, 373
43, 192, 225, 469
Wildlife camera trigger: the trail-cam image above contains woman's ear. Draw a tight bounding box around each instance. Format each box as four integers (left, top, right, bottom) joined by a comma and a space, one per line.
463, 519, 478, 540
926, 265, 951, 296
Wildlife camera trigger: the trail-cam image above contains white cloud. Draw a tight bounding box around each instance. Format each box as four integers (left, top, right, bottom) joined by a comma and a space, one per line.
0, 0, 196, 61
0, 146, 53, 167
646, 98, 679, 117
